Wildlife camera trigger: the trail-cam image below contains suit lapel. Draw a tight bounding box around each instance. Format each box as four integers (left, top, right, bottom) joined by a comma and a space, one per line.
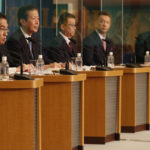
17, 29, 33, 61
59, 34, 73, 55
31, 36, 40, 60
93, 31, 105, 52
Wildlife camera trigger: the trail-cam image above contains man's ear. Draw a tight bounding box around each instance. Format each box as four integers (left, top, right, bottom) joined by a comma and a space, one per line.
60, 24, 65, 31
20, 19, 26, 26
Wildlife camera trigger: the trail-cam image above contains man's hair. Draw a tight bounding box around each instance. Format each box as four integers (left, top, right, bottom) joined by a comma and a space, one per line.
0, 13, 7, 20
58, 12, 76, 29
17, 5, 38, 26
98, 11, 111, 18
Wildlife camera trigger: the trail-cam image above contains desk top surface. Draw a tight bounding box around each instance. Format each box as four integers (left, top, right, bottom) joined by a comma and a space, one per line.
0, 78, 43, 89
79, 70, 123, 77
115, 67, 150, 74
33, 73, 86, 83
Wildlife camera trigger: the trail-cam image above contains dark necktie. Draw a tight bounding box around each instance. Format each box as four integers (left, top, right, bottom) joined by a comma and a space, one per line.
102, 39, 106, 51
69, 41, 73, 52
26, 37, 34, 59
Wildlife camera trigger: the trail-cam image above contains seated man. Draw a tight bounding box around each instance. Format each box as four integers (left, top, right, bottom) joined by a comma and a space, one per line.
135, 31, 150, 63
0, 13, 17, 66
83, 11, 113, 66
0, 12, 31, 72
6, 5, 61, 68
46, 12, 77, 63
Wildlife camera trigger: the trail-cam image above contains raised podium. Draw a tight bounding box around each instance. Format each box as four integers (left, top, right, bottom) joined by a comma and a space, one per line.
0, 79, 43, 150
80, 70, 123, 144
121, 67, 150, 132
34, 74, 86, 150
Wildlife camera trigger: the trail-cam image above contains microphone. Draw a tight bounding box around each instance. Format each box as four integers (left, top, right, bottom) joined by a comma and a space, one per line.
60, 60, 77, 75
95, 53, 113, 71
125, 49, 141, 68
14, 60, 34, 80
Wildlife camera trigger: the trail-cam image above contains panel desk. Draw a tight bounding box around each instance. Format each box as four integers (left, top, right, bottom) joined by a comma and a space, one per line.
120, 67, 150, 132
79, 70, 123, 144
0, 78, 43, 150
33, 74, 86, 150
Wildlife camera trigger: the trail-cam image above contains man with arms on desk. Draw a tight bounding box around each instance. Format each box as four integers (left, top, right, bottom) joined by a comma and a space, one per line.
0, 13, 13, 63
46, 12, 77, 64
7, 5, 60, 68
83, 11, 113, 66
0, 12, 31, 72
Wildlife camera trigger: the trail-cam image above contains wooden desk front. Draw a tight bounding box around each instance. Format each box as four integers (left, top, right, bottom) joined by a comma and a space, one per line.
121, 67, 150, 132
0, 79, 43, 150
80, 70, 123, 144
34, 74, 86, 150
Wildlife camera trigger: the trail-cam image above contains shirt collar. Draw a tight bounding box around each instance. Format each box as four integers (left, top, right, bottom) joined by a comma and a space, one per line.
59, 31, 70, 45
20, 27, 31, 39
96, 29, 106, 40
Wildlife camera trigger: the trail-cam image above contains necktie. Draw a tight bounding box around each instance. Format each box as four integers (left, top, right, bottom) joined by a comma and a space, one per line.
102, 39, 106, 51
69, 41, 73, 52
26, 37, 34, 59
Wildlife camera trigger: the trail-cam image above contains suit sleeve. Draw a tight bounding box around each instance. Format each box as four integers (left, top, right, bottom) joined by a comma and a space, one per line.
6, 39, 22, 66
135, 35, 146, 63
83, 39, 95, 66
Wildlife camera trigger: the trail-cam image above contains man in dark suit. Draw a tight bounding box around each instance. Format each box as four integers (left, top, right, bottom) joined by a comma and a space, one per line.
83, 11, 113, 66
6, 5, 61, 68
135, 31, 150, 63
0, 12, 20, 67
47, 12, 77, 63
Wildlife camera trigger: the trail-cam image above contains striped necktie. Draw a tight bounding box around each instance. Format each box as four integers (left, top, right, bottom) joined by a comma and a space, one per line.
102, 39, 106, 51
26, 37, 34, 59
69, 41, 73, 52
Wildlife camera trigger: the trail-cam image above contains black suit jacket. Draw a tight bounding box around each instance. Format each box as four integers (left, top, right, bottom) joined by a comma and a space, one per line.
83, 30, 113, 66
0, 44, 19, 67
135, 31, 150, 63
6, 29, 42, 65
46, 33, 77, 63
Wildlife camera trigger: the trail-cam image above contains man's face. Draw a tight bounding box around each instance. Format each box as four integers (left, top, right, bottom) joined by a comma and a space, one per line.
61, 17, 76, 38
97, 15, 111, 35
22, 9, 39, 35
0, 18, 8, 45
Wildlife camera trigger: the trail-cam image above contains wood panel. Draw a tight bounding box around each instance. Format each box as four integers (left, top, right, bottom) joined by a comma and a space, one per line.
33, 74, 86, 150
0, 78, 43, 89
148, 73, 150, 124
117, 76, 122, 133
80, 81, 85, 146
80, 70, 123, 77
121, 73, 136, 126
84, 77, 106, 137
83, 70, 123, 143
34, 74, 86, 83
0, 79, 42, 150
0, 89, 34, 150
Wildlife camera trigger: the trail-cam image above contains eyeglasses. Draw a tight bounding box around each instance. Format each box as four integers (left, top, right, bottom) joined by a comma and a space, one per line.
0, 28, 9, 33
67, 24, 76, 28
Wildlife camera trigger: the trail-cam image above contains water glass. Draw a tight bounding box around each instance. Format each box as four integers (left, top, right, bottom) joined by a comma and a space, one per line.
30, 60, 37, 74
71, 57, 76, 70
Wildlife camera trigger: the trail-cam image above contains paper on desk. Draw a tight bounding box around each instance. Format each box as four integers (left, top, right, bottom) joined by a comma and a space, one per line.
9, 67, 17, 74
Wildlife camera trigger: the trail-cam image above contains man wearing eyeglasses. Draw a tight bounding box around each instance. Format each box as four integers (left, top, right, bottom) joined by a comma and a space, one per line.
0, 12, 35, 72
46, 12, 77, 63
0, 12, 20, 67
